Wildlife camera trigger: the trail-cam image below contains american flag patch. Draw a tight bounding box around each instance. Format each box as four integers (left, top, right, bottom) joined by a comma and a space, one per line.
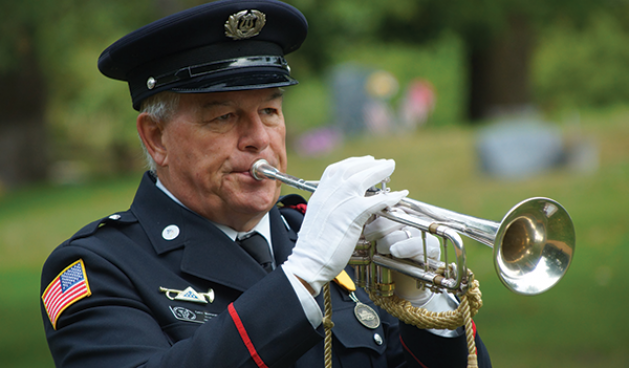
42, 259, 91, 329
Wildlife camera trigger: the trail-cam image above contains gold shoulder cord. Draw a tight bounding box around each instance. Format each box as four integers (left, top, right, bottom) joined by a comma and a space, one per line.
327, 269, 483, 368
320, 271, 355, 368
322, 283, 334, 368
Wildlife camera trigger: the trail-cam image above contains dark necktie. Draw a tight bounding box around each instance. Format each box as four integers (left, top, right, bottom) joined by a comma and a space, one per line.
237, 233, 274, 273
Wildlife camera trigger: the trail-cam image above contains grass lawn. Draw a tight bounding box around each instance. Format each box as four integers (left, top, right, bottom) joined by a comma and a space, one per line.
1, 108, 628, 367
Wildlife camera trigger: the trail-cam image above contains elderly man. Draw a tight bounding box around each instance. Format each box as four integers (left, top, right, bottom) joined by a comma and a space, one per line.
41, 1, 491, 367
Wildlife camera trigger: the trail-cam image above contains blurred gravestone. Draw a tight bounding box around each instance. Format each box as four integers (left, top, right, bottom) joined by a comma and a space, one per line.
329, 63, 372, 136
476, 118, 564, 179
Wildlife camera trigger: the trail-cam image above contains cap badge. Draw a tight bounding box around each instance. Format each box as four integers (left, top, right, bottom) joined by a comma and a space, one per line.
225, 9, 266, 40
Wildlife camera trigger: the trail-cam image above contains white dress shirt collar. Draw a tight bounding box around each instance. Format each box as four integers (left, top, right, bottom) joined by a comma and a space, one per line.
155, 178, 273, 248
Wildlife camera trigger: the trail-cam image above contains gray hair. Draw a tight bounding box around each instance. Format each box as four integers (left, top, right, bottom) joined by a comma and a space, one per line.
138, 92, 182, 173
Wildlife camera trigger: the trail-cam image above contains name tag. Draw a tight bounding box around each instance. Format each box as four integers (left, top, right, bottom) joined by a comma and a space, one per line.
169, 306, 217, 324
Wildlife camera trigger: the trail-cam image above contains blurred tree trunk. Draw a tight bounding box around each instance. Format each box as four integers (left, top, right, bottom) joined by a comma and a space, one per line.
0, 33, 48, 188
466, 16, 534, 121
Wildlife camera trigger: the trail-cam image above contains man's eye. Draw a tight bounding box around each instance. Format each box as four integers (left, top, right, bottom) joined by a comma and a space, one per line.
203, 113, 236, 132
216, 113, 232, 121
261, 108, 277, 115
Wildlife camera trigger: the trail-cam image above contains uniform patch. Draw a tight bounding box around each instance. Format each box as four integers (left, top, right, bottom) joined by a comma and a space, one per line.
42, 259, 91, 329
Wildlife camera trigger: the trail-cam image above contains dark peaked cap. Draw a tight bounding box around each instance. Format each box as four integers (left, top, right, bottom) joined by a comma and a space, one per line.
98, 0, 308, 110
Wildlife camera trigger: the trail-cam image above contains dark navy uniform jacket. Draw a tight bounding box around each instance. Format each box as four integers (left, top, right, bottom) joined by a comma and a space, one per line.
41, 172, 491, 368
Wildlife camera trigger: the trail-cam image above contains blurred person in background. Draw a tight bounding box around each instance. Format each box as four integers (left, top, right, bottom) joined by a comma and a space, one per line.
40, 1, 491, 367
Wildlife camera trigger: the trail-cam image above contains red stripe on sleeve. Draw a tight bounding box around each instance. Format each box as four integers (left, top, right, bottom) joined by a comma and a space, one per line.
473, 320, 478, 355
399, 335, 429, 368
228, 303, 269, 368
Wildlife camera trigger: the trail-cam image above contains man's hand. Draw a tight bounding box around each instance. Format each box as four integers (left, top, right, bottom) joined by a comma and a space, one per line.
363, 209, 441, 306
282, 156, 408, 296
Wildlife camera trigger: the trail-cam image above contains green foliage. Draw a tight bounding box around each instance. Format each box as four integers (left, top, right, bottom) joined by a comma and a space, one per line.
533, 13, 629, 110
0, 0, 161, 177
0, 1, 50, 72
282, 76, 331, 134
285, 0, 421, 69
287, 0, 617, 55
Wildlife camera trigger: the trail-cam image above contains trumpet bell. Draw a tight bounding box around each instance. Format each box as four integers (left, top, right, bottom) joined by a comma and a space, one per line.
495, 198, 576, 295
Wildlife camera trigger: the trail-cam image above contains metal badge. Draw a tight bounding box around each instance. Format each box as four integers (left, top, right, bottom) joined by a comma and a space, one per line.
225, 9, 266, 40
159, 286, 214, 304
147, 77, 156, 90
161, 224, 180, 240
350, 292, 380, 329
169, 306, 217, 324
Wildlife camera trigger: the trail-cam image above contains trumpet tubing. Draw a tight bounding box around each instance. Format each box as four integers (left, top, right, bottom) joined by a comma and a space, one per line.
251, 159, 576, 296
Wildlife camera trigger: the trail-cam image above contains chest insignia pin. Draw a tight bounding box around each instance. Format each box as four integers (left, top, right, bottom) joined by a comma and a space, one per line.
159, 286, 215, 304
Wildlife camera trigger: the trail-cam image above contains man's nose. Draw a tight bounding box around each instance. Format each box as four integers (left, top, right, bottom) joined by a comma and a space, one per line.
238, 113, 270, 152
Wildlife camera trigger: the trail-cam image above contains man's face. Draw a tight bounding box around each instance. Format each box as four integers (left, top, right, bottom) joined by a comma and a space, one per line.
153, 88, 287, 231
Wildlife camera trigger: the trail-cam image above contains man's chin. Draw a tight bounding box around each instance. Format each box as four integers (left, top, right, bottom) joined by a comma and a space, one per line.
236, 189, 279, 212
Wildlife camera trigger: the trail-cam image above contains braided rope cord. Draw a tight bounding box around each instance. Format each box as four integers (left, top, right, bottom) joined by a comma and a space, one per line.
368, 273, 483, 368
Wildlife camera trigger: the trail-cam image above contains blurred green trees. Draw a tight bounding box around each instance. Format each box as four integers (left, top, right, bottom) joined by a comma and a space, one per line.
1, 0, 629, 186
1, 0, 148, 186
289, 0, 629, 119
534, 12, 629, 109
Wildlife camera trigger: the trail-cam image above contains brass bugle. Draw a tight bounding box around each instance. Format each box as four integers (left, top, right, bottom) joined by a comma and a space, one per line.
251, 159, 576, 296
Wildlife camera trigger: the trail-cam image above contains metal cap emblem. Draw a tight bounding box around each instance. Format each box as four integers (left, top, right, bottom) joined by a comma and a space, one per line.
225, 10, 266, 40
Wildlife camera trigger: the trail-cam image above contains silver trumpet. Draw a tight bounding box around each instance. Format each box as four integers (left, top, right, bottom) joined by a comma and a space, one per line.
251, 159, 575, 296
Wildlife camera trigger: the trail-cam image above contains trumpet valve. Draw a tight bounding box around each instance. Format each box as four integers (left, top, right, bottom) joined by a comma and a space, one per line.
372, 265, 395, 297
352, 265, 369, 288
350, 239, 372, 288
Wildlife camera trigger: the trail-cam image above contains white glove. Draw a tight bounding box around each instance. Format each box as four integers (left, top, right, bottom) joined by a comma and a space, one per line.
282, 156, 408, 296
363, 210, 441, 306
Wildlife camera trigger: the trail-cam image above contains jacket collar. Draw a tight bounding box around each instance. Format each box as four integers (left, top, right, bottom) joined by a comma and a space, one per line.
130, 172, 297, 292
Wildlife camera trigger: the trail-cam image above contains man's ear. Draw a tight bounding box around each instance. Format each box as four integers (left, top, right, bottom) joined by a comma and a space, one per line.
137, 113, 168, 167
